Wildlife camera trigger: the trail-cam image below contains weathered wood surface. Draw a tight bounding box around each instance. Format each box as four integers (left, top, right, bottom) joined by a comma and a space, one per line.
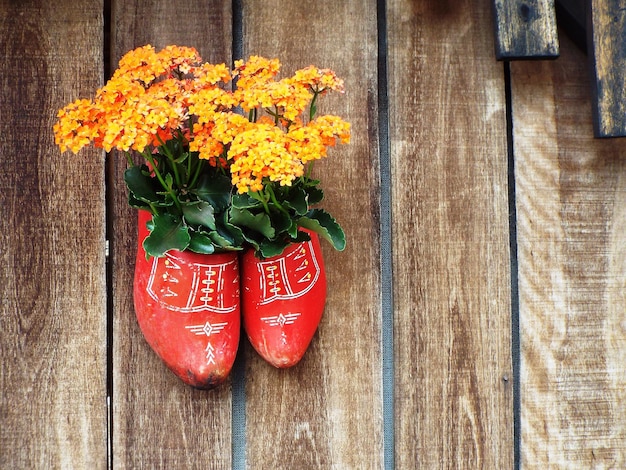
109, 2, 235, 468
0, 1, 107, 468
511, 32, 626, 467
5, 1, 626, 468
493, 0, 560, 59
588, 0, 626, 136
240, 0, 383, 468
388, 0, 514, 468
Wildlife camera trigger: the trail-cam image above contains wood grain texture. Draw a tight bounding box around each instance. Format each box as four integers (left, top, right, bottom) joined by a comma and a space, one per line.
0, 1, 107, 468
240, 1, 383, 468
388, 0, 514, 467
588, 0, 626, 136
511, 33, 626, 467
109, 2, 234, 468
493, 0, 560, 59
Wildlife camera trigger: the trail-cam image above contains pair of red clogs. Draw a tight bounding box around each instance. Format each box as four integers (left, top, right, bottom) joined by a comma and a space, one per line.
133, 211, 327, 389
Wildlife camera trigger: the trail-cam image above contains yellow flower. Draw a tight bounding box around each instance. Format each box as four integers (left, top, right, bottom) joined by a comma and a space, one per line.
113, 45, 166, 85
211, 112, 252, 145
288, 66, 345, 93
233, 79, 310, 121
157, 45, 201, 75
53, 98, 100, 153
310, 115, 351, 145
188, 87, 237, 124
228, 123, 304, 193
233, 56, 281, 90
194, 62, 231, 86
53, 46, 350, 192
189, 122, 224, 164
286, 124, 327, 163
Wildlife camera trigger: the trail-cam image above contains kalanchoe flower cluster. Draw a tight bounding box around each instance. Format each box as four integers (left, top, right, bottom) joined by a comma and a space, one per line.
54, 45, 349, 258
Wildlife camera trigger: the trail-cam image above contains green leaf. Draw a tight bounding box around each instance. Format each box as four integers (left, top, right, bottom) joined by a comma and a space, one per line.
297, 209, 346, 251
124, 166, 160, 204
269, 210, 293, 235
282, 186, 308, 215
230, 207, 275, 239
188, 231, 215, 254
193, 173, 233, 211
232, 192, 263, 209
182, 201, 216, 230
304, 185, 324, 205
164, 172, 174, 189
208, 213, 245, 250
173, 152, 189, 164
208, 230, 232, 248
258, 238, 290, 258
128, 191, 151, 210
208, 230, 244, 251
142, 213, 190, 257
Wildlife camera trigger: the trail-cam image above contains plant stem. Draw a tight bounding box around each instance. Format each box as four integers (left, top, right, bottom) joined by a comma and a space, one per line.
266, 184, 289, 215
156, 135, 182, 188
250, 190, 270, 214
142, 150, 181, 211
189, 157, 204, 188
309, 91, 319, 122
248, 108, 258, 123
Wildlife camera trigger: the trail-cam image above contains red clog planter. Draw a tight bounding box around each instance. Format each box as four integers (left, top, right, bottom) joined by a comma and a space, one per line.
241, 231, 327, 368
133, 211, 240, 389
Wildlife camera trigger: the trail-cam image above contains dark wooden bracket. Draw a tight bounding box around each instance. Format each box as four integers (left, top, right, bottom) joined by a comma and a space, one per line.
556, 0, 626, 137
587, 0, 626, 137
493, 0, 560, 59
495, 0, 626, 138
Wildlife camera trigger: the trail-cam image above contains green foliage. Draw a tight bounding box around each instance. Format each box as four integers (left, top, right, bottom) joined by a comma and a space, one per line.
124, 133, 345, 259
142, 213, 191, 258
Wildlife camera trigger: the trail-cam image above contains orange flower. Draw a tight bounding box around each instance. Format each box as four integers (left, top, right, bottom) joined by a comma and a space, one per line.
309, 115, 351, 145
233, 56, 281, 90
189, 122, 224, 164
53, 98, 100, 153
113, 45, 166, 85
228, 124, 303, 193
194, 62, 231, 87
53, 46, 350, 193
288, 65, 345, 94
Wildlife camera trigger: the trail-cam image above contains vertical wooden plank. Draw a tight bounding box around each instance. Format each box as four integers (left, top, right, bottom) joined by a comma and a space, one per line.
493, 0, 560, 59
0, 1, 106, 468
110, 2, 234, 468
241, 1, 383, 468
512, 33, 626, 467
588, 0, 626, 136
388, 0, 514, 468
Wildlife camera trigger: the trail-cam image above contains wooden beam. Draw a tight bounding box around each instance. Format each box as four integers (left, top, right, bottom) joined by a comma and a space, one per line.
240, 0, 384, 467
0, 1, 107, 467
110, 2, 235, 468
494, 0, 560, 59
388, 0, 514, 467
511, 32, 626, 467
588, 0, 626, 137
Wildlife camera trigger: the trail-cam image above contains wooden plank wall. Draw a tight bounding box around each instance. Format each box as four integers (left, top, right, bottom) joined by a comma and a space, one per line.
2, 0, 626, 468
511, 35, 626, 467
388, 1, 513, 468
239, 1, 383, 468
109, 2, 235, 468
0, 1, 107, 468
